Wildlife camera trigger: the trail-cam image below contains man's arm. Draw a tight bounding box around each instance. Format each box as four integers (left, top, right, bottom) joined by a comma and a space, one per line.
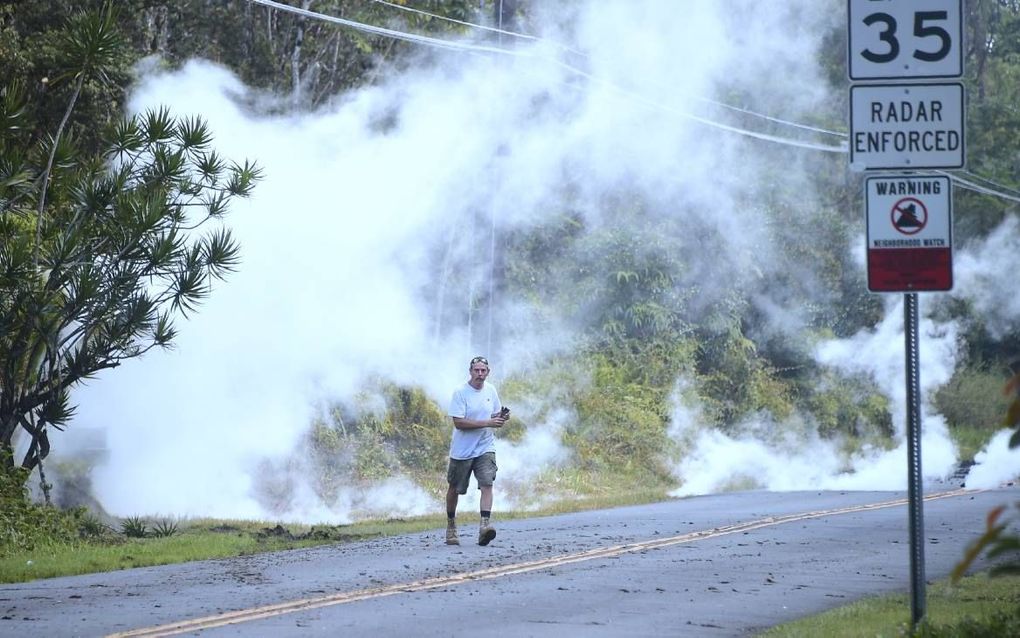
452, 415, 505, 430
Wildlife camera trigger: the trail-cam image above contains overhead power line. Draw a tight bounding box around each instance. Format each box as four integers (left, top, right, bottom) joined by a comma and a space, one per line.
363, 0, 846, 139
248, 0, 846, 153
366, 0, 541, 44
938, 171, 1020, 204
249, 0, 1020, 205
959, 169, 1020, 198
359, 0, 1020, 192
249, 0, 521, 54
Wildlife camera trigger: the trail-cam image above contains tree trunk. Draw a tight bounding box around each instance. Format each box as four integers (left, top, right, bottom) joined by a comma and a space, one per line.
143, 5, 170, 55
494, 0, 519, 31
967, 1, 992, 100
291, 0, 312, 108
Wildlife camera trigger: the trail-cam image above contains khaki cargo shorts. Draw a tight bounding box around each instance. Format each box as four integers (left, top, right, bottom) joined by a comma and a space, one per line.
447, 452, 497, 495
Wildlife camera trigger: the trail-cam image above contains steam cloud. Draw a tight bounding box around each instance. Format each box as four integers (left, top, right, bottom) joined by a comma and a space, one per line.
51, 0, 1017, 521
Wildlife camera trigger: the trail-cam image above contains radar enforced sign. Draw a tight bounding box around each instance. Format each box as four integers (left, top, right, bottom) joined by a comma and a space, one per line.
847, 1, 965, 171
866, 175, 952, 292
850, 83, 964, 170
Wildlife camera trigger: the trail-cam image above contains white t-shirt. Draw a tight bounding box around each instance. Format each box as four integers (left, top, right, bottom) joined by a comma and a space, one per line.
447, 382, 502, 460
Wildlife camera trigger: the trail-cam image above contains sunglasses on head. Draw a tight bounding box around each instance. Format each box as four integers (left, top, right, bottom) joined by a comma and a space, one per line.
470, 356, 489, 366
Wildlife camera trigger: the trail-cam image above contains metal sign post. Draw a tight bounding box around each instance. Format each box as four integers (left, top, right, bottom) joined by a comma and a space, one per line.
848, 0, 964, 628
904, 292, 925, 624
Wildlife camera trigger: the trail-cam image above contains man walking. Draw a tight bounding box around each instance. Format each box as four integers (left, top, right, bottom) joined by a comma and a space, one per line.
445, 356, 508, 546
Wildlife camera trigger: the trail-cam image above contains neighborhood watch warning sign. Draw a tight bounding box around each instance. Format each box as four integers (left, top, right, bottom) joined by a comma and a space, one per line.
866, 175, 953, 292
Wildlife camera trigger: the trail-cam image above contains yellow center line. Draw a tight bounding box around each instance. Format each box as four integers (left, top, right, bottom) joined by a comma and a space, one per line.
108, 488, 972, 637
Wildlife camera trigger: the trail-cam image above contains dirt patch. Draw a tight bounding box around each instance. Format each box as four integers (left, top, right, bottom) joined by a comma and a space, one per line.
257, 524, 296, 540
300, 525, 381, 542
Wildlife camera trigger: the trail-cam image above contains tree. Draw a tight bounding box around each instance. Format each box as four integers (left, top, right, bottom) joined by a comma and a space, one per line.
0, 4, 261, 476
132, 0, 479, 109
2, 0, 482, 115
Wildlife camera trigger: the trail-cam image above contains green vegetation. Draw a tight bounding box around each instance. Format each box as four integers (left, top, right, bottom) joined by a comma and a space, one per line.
0, 518, 388, 583
936, 364, 1013, 461
1, 8, 1019, 638
1, 3, 260, 476
759, 573, 1020, 638
1, 0, 1016, 491
119, 516, 147, 539
1, 457, 84, 555
248, 383, 457, 514
949, 369, 1020, 584
0, 475, 671, 584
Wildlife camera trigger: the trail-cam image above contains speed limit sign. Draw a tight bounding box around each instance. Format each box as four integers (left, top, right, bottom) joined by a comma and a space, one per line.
848, 0, 963, 80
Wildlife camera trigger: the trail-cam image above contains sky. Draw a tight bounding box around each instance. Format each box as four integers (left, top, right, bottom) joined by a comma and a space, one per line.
49, 0, 1019, 522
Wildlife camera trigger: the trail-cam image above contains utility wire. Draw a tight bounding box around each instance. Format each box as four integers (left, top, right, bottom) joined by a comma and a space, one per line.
693, 96, 847, 138
576, 68, 849, 153
356, 4, 1020, 189
251, 0, 1020, 203
365, 0, 845, 139
249, 0, 846, 152
249, 0, 525, 54
959, 169, 1020, 198
366, 0, 541, 43
938, 171, 1020, 204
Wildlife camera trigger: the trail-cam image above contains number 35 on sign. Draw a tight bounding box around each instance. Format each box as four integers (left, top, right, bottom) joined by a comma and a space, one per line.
848, 0, 963, 81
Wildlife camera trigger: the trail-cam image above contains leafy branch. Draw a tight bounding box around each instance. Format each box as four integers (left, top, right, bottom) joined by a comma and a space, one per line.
0, 6, 261, 475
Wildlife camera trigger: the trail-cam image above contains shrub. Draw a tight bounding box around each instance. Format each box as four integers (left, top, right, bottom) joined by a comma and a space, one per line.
695, 324, 796, 426
934, 364, 1012, 431
804, 370, 893, 440
120, 516, 147, 538
352, 432, 394, 482
151, 519, 179, 538
302, 383, 451, 500
381, 386, 449, 475
568, 351, 672, 477
0, 460, 81, 556
75, 509, 110, 539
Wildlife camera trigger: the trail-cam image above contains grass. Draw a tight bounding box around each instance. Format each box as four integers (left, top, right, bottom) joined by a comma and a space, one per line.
758, 572, 1020, 637
4, 483, 1017, 638
948, 424, 999, 463
0, 516, 425, 583
0, 486, 673, 584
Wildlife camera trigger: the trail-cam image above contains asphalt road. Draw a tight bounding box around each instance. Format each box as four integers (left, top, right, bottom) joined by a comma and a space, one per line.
1, 486, 1016, 637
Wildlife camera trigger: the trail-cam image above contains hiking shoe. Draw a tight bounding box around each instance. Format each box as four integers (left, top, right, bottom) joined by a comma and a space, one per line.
446, 527, 459, 545
478, 525, 496, 546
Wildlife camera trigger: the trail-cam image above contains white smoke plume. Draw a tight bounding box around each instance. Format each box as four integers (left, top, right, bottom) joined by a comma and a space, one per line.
950, 216, 1020, 487
490, 407, 572, 512
669, 297, 962, 498
671, 216, 1020, 496
47, 0, 1018, 520
953, 216, 1020, 339
967, 430, 1020, 489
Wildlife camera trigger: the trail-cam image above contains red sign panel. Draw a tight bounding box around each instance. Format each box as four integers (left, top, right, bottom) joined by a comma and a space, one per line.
867, 247, 952, 292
